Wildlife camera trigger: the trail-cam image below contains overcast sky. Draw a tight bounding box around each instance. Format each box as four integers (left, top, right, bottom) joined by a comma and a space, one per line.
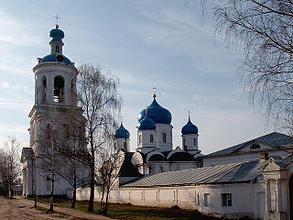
0, 0, 274, 154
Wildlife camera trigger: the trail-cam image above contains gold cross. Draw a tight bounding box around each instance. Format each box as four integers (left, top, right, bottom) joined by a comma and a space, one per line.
54, 15, 61, 27
152, 86, 157, 98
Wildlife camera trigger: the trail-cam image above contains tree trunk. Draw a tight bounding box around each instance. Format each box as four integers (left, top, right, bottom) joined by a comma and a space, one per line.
47, 172, 55, 214
99, 186, 105, 214
9, 184, 12, 199
88, 139, 95, 213
71, 174, 76, 209
103, 185, 111, 215
33, 194, 37, 208
88, 168, 95, 212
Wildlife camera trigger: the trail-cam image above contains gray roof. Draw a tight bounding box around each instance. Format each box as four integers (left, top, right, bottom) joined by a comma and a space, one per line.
206, 132, 293, 158
123, 160, 265, 187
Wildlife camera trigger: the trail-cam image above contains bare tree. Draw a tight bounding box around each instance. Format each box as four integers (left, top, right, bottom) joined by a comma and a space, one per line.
0, 137, 20, 198
77, 64, 121, 213
54, 112, 88, 209
97, 140, 124, 215
38, 121, 62, 213
199, 0, 293, 132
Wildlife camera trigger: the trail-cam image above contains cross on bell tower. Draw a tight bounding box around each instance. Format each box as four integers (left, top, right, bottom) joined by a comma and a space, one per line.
54, 15, 61, 28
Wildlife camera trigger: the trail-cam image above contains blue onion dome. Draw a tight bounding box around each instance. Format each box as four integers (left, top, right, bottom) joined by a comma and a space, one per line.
181, 117, 198, 135
115, 122, 130, 139
40, 54, 72, 65
138, 111, 156, 130
138, 96, 172, 125
49, 25, 64, 41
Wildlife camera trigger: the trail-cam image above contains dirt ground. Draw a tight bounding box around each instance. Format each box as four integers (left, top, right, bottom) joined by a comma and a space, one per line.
0, 197, 114, 220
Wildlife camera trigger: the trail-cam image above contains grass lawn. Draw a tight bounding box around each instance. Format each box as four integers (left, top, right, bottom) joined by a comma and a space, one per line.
34, 197, 221, 220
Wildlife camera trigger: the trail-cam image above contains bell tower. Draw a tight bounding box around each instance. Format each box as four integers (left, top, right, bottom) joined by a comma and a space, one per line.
23, 23, 86, 196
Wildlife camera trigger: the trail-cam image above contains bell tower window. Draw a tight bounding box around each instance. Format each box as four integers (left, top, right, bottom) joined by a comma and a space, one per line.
54, 76, 64, 103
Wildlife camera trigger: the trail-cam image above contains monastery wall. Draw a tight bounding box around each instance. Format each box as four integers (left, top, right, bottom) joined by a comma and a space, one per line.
76, 182, 264, 219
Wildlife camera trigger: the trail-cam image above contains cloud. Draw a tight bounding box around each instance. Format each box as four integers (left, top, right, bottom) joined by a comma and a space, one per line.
0, 97, 31, 112
0, 10, 42, 46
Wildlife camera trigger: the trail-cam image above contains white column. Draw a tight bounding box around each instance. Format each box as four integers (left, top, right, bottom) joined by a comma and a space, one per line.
47, 75, 54, 104
265, 179, 271, 212
276, 179, 282, 212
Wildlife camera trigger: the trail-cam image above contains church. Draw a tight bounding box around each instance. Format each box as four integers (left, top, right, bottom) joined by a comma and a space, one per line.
20, 25, 293, 220
21, 24, 87, 197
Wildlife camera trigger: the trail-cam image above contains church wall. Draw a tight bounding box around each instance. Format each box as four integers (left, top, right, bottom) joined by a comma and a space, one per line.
76, 182, 263, 219
155, 124, 172, 152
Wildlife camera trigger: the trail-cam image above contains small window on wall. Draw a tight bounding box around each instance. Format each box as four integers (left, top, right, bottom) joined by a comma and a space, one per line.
193, 138, 196, 146
123, 141, 127, 151
139, 134, 142, 144
221, 193, 232, 207
204, 193, 210, 207
162, 132, 167, 143
55, 45, 60, 53
197, 193, 200, 205
150, 134, 154, 143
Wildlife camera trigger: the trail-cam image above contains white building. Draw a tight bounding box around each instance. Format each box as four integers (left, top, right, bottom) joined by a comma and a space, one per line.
78, 132, 293, 220
21, 25, 87, 197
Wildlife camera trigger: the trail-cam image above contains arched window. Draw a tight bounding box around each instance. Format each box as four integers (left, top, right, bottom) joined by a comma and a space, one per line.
123, 141, 127, 151
139, 134, 142, 144
193, 138, 197, 146
150, 134, 154, 143
54, 76, 64, 103
42, 76, 47, 103
250, 143, 261, 150
182, 138, 186, 147
162, 132, 167, 143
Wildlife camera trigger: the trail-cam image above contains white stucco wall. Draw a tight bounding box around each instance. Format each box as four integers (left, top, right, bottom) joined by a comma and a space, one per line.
76, 182, 264, 219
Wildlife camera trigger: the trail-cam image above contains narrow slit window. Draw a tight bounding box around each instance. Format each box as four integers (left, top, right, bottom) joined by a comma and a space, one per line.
162, 132, 166, 143
150, 134, 154, 143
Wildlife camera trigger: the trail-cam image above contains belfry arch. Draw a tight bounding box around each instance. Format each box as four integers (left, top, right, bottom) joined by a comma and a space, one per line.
53, 75, 64, 103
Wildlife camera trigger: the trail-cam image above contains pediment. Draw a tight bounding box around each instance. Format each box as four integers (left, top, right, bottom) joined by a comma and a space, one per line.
263, 158, 282, 171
